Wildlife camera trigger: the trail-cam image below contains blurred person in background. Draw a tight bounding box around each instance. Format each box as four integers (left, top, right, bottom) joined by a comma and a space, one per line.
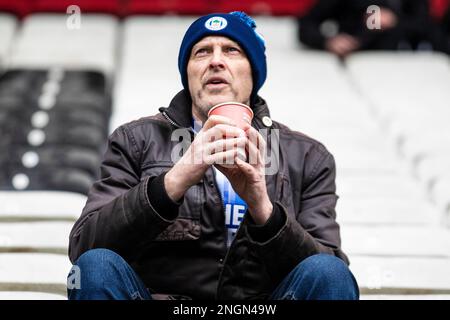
298, 0, 444, 58
443, 7, 450, 52
431, 0, 450, 53
66, 12, 358, 300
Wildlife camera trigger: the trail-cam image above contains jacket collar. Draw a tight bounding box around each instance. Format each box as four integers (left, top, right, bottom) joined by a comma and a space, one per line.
159, 89, 272, 129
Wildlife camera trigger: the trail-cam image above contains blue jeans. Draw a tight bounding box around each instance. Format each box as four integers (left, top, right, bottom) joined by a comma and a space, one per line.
67, 249, 359, 300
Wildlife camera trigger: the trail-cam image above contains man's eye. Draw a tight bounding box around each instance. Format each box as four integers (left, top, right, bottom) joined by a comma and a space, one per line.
227, 47, 240, 53
195, 48, 208, 56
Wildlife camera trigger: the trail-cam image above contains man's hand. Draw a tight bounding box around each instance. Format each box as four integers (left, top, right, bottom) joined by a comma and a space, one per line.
165, 115, 246, 202
325, 34, 360, 57
215, 126, 273, 225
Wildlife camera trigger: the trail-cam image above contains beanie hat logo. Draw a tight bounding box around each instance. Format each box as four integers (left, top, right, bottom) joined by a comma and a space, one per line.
204, 16, 228, 31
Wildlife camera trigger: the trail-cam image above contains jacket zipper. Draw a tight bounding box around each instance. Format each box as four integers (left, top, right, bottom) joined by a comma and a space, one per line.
213, 167, 250, 300
162, 111, 181, 128
212, 167, 230, 300
162, 111, 196, 136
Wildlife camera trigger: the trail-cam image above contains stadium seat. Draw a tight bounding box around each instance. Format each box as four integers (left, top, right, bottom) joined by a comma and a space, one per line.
0, 253, 71, 296
0, 291, 66, 300
342, 225, 450, 257
32, 0, 120, 15
1, 166, 94, 195
216, 0, 316, 16
126, 0, 210, 15
351, 256, 450, 294
0, 0, 29, 17
112, 16, 192, 129
0, 221, 71, 254
337, 174, 424, 199
8, 146, 101, 177
0, 68, 111, 195
337, 196, 440, 226
0, 191, 84, 221
430, 178, 450, 224
254, 17, 299, 52
9, 14, 118, 74
0, 13, 17, 69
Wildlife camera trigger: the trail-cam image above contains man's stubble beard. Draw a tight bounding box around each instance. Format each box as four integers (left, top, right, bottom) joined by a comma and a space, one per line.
191, 87, 242, 122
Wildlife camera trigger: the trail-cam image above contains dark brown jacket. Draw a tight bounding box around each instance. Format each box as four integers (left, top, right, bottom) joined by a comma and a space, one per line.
69, 90, 348, 300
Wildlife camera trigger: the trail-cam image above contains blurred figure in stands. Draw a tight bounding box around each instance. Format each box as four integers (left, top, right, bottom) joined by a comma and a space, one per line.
298, 0, 443, 57
443, 6, 450, 52
430, 0, 450, 53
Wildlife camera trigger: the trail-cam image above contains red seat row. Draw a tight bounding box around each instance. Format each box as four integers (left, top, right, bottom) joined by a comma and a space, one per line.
430, 0, 450, 20
0, 0, 317, 18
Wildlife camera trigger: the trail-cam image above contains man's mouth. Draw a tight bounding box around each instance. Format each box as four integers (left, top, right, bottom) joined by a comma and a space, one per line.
205, 77, 229, 89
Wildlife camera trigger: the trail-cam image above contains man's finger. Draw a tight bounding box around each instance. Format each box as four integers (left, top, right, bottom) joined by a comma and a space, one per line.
205, 149, 238, 166
246, 127, 266, 164
203, 115, 236, 130
246, 135, 259, 166
206, 137, 246, 155
205, 124, 246, 142
235, 156, 257, 179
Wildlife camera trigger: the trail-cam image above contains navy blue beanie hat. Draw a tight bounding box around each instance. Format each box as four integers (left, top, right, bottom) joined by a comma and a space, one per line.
178, 12, 267, 100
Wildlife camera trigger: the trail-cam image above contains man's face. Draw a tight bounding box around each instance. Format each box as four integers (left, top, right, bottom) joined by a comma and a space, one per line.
187, 36, 253, 121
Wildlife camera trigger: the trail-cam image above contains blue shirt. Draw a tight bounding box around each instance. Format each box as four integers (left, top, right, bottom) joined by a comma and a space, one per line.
214, 168, 248, 247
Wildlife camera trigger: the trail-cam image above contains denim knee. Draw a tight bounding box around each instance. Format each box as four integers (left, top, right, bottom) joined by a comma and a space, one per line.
70, 248, 124, 289
272, 253, 359, 300
68, 248, 151, 300
75, 248, 122, 269
295, 253, 359, 299
299, 254, 351, 280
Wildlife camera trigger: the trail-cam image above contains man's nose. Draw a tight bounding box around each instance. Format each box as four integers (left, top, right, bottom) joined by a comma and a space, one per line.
209, 50, 225, 69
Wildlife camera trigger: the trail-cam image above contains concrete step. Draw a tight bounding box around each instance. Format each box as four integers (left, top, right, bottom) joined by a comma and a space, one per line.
337, 175, 423, 199
416, 155, 450, 185
342, 226, 450, 258
337, 198, 439, 226
0, 291, 66, 300
350, 256, 450, 294
0, 222, 72, 254
0, 191, 85, 221
430, 178, 450, 222
401, 134, 450, 163
0, 253, 71, 296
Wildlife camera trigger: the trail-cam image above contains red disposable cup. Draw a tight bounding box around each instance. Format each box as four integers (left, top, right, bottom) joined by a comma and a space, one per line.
207, 102, 253, 130
207, 102, 254, 167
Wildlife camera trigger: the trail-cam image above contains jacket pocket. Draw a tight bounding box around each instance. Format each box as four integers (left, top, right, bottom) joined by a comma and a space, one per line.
141, 162, 202, 241
278, 174, 295, 216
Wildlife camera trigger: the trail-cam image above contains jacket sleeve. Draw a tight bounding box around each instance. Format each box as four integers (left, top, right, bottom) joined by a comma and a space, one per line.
246, 147, 348, 285
68, 126, 178, 263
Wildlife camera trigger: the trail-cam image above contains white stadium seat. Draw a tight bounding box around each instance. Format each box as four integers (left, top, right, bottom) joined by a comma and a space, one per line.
0, 221, 71, 254
0, 13, 17, 68
341, 225, 450, 257
0, 253, 71, 296
0, 191, 85, 221
9, 14, 118, 74
0, 291, 66, 300
350, 256, 450, 294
